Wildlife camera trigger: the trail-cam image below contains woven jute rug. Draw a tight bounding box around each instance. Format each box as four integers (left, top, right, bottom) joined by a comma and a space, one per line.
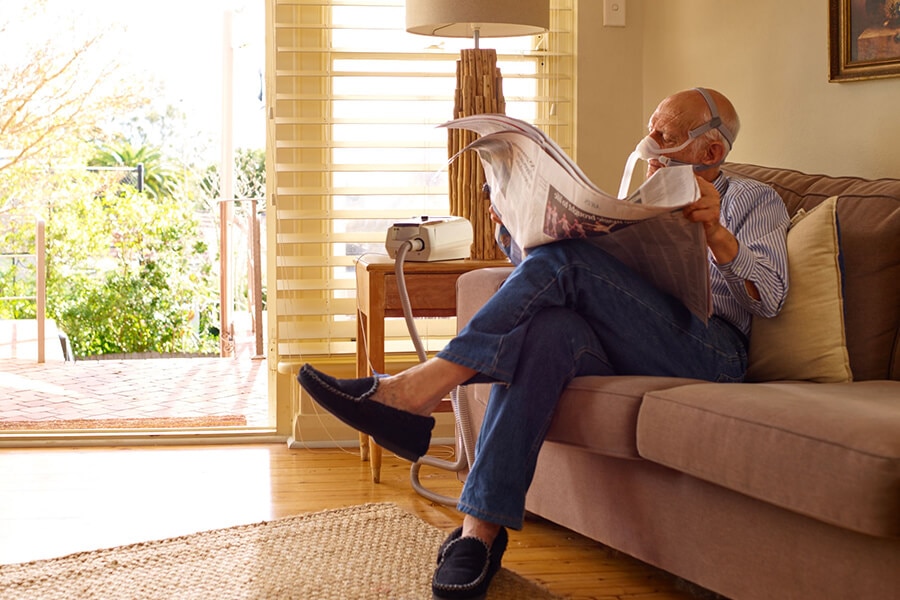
0, 502, 560, 600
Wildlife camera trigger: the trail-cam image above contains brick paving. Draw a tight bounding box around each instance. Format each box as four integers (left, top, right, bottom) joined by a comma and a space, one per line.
0, 317, 269, 429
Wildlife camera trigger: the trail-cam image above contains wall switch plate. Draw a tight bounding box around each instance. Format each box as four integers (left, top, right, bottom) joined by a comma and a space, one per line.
603, 0, 626, 27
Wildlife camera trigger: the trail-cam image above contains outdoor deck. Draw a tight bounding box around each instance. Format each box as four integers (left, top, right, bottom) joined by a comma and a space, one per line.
0, 315, 269, 431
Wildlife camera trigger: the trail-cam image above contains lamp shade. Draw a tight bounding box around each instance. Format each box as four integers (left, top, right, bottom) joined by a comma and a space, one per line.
406, 0, 549, 38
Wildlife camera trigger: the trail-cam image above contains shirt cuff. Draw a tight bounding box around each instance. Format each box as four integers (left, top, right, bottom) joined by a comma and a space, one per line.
715, 242, 754, 282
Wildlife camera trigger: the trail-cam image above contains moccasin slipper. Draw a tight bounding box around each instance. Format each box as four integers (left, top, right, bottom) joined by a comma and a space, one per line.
297, 363, 435, 462
432, 526, 509, 600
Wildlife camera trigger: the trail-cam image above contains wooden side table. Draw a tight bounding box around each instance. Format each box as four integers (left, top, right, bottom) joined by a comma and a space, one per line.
355, 254, 508, 482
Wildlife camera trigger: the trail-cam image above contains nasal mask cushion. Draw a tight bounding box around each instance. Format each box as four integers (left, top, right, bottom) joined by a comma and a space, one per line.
634, 135, 695, 167
618, 88, 735, 198
618, 133, 705, 198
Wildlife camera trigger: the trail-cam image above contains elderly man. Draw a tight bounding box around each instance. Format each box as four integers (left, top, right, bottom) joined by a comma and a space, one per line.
299, 87, 790, 600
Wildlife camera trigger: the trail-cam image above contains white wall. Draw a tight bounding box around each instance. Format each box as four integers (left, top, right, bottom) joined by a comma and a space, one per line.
575, 0, 645, 192
577, 0, 900, 184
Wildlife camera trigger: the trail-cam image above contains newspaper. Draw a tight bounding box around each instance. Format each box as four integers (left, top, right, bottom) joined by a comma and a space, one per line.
441, 114, 712, 322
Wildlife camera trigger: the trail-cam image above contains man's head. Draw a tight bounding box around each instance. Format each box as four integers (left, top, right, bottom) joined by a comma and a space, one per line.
641, 88, 740, 180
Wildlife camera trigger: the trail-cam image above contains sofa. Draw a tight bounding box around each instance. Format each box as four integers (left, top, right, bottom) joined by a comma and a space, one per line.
454, 163, 900, 600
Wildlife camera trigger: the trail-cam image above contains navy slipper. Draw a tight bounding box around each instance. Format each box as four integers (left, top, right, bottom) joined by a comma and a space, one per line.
297, 363, 435, 462
432, 526, 509, 600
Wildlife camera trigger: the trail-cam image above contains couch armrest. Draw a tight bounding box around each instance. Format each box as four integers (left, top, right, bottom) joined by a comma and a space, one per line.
457, 267, 514, 332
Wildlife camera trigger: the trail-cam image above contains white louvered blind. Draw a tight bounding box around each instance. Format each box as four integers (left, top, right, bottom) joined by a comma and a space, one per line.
269, 0, 574, 364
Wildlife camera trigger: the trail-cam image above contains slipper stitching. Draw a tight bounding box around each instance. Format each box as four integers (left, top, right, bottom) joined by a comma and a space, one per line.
302, 364, 379, 402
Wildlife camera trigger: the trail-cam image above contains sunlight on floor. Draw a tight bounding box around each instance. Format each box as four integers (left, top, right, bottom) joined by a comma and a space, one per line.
0, 446, 274, 563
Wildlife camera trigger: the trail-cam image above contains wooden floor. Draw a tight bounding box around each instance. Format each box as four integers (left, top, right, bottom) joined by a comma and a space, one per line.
0, 443, 705, 599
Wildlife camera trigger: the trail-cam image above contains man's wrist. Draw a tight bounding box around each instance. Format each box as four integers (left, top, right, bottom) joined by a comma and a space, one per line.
706, 224, 739, 264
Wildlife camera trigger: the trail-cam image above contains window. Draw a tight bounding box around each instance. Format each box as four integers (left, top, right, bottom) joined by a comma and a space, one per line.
268, 0, 574, 367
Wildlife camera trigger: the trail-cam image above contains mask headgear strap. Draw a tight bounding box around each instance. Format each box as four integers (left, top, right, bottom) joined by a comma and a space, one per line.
690, 88, 735, 150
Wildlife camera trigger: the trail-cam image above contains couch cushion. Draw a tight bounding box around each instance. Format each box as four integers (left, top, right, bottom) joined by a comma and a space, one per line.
636, 381, 900, 538
467, 376, 703, 460
746, 196, 852, 383
724, 164, 900, 381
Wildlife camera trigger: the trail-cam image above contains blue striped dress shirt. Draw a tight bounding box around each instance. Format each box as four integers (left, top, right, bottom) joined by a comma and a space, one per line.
710, 172, 790, 336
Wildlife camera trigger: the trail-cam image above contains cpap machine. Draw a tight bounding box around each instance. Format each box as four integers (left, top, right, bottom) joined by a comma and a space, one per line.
384, 216, 473, 262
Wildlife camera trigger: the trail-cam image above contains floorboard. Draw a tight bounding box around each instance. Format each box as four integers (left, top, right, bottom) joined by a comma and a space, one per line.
0, 443, 702, 599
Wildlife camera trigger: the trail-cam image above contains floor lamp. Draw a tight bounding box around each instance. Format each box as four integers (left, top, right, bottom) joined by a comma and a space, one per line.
406, 0, 549, 260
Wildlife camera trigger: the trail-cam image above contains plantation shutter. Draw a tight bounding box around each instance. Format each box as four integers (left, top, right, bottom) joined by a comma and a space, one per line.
269, 0, 574, 367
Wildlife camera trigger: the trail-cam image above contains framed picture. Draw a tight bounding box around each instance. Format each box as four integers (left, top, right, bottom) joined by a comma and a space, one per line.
830, 0, 900, 81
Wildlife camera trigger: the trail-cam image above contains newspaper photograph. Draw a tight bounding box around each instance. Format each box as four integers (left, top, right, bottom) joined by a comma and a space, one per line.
441, 114, 712, 322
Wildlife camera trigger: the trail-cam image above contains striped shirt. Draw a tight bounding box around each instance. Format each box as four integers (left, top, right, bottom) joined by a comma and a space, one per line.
710, 172, 790, 336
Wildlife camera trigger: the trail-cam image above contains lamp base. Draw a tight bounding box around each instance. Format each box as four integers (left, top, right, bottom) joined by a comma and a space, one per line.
449, 48, 509, 261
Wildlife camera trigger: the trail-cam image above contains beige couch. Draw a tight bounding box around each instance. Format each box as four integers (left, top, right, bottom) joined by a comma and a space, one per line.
455, 163, 900, 600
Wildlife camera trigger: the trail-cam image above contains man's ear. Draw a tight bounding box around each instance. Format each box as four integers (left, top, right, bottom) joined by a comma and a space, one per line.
703, 140, 728, 166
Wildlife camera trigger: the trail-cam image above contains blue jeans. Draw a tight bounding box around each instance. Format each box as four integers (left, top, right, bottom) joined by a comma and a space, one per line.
435, 239, 748, 529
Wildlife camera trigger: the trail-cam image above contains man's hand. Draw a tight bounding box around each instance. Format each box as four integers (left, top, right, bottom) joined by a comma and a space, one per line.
683, 176, 722, 233
684, 176, 737, 262
686, 176, 760, 300
488, 205, 504, 226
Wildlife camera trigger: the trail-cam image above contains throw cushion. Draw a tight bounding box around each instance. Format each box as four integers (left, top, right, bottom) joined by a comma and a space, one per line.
746, 196, 852, 383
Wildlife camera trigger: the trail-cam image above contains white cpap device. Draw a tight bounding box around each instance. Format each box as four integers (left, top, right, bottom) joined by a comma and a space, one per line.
384, 216, 473, 262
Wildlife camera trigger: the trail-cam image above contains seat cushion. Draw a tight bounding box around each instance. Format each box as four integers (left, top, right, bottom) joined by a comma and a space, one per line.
468, 376, 703, 460
636, 381, 900, 538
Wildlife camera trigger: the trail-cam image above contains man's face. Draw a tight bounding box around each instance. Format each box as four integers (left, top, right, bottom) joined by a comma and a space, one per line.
644, 98, 705, 178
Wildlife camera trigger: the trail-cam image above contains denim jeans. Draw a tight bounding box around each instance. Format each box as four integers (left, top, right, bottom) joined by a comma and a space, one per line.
435, 239, 748, 529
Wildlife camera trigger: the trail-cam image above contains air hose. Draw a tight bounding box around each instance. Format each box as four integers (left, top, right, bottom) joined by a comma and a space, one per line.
394, 241, 477, 506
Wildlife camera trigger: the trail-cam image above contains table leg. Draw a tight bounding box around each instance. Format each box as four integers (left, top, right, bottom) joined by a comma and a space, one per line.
359, 304, 386, 482
369, 438, 382, 484
356, 309, 371, 463
358, 432, 370, 461
366, 304, 386, 483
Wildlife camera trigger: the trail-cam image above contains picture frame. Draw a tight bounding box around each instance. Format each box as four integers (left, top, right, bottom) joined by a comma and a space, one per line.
829, 0, 900, 81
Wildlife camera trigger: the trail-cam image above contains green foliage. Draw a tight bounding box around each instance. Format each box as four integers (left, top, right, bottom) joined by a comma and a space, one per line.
0, 141, 95, 321
0, 256, 37, 319
45, 184, 219, 357
0, 131, 268, 357
89, 141, 180, 200
52, 262, 217, 357
0, 2, 232, 358
235, 148, 267, 201
201, 148, 266, 204
0, 0, 148, 188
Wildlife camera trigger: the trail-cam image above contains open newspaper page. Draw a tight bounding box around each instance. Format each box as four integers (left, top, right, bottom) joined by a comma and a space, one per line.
442, 115, 712, 322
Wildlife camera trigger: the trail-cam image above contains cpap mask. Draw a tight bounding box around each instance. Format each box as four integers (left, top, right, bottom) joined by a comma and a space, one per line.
618, 88, 735, 198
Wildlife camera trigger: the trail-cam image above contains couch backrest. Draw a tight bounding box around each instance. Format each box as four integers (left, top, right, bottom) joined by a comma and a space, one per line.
722, 163, 900, 381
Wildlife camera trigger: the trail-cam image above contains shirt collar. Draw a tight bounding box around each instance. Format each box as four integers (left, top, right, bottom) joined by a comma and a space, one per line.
712, 171, 729, 197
